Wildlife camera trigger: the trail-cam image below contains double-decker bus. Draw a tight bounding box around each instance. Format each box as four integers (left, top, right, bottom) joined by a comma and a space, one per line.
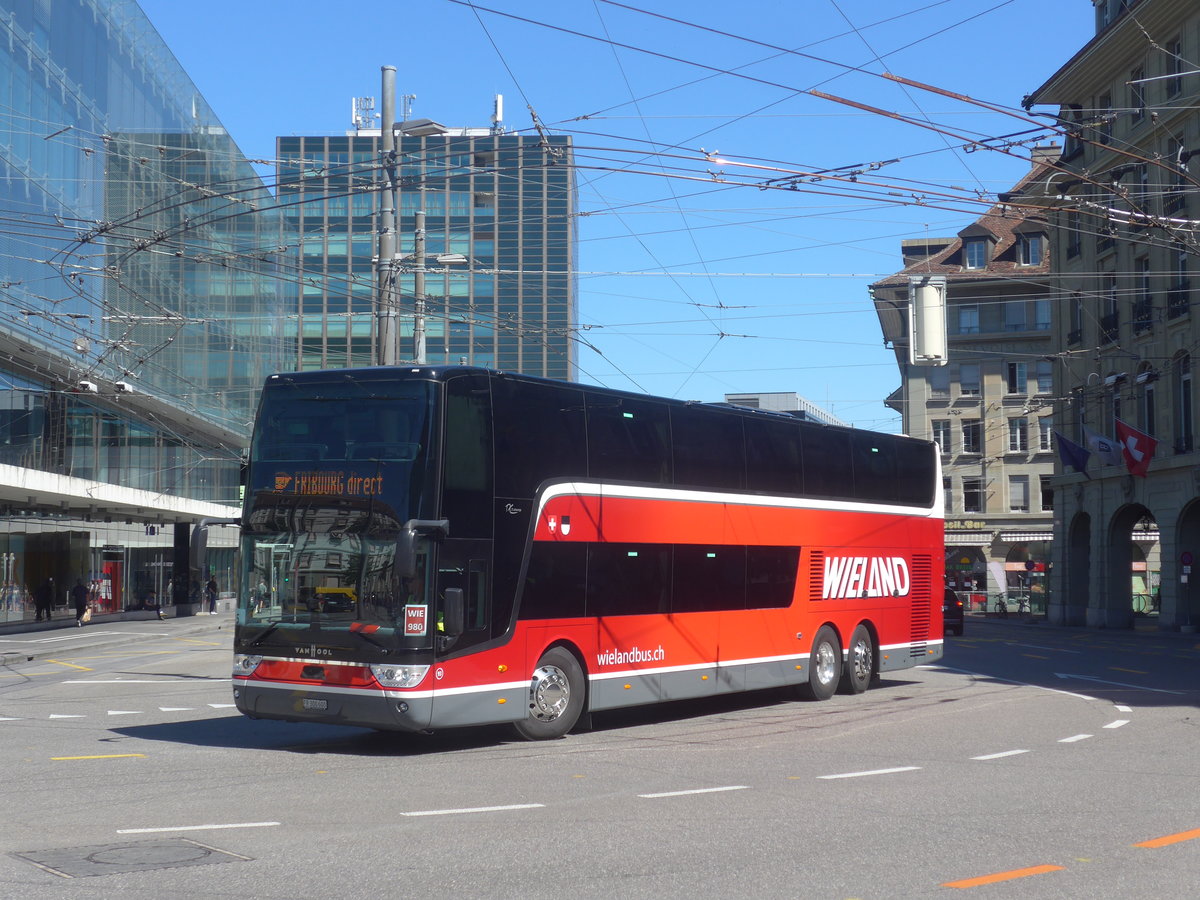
226, 366, 943, 740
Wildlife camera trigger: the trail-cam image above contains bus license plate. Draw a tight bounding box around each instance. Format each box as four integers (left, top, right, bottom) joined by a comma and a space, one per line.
302, 698, 328, 711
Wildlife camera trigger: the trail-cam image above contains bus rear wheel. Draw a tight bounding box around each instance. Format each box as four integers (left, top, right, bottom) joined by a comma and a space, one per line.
839, 624, 874, 694
513, 647, 585, 740
801, 626, 841, 701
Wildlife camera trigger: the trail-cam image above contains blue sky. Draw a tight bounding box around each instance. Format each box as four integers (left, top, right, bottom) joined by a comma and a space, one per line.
138, 0, 1093, 430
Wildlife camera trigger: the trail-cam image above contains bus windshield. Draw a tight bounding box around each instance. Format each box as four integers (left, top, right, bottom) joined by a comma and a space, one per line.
239, 530, 431, 640
237, 376, 439, 650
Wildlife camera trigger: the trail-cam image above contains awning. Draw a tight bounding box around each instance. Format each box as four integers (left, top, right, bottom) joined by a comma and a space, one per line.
945, 532, 990, 545
999, 532, 1054, 542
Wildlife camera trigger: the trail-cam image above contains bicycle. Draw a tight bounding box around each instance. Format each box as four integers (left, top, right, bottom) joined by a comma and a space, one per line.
993, 595, 1009, 618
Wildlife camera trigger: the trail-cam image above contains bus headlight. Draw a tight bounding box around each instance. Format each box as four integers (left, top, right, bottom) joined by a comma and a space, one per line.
233, 654, 263, 676
370, 664, 429, 688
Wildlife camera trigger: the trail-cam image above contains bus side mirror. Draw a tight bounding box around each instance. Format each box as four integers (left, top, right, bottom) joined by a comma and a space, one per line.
441, 587, 464, 637
396, 519, 450, 579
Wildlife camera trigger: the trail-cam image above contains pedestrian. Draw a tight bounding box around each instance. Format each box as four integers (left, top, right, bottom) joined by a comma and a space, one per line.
34, 578, 52, 622
144, 588, 166, 620
72, 579, 89, 627
205, 576, 218, 615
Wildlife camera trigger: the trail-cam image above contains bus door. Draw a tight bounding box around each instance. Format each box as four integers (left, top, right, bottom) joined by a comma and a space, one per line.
429, 539, 506, 725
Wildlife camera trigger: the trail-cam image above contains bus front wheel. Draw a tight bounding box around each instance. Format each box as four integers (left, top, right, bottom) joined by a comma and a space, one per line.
513, 647, 585, 740
801, 626, 841, 701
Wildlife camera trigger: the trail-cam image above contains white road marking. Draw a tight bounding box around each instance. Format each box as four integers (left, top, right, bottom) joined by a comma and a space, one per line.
48, 714, 84, 719
1104, 719, 1129, 729
1115, 704, 1133, 712
638, 786, 750, 798
65, 680, 185, 684
107, 710, 142, 716
0, 631, 127, 644
1003, 642, 1082, 654
117, 822, 280, 834
0, 716, 18, 721
937, 665, 1097, 701
1058, 734, 1092, 743
159, 707, 195, 712
400, 804, 544, 817
208, 703, 236, 709
817, 767, 921, 780
971, 750, 1030, 761
1054, 673, 1182, 695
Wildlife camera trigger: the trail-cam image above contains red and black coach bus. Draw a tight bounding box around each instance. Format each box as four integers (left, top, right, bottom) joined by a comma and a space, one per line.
228, 366, 943, 739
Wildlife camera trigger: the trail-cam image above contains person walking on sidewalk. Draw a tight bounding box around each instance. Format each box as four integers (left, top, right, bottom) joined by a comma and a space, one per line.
72, 579, 89, 626
34, 578, 53, 622
205, 577, 218, 615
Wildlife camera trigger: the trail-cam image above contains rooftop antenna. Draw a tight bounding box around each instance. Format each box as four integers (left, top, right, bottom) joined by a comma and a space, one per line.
402, 93, 417, 122
491, 94, 505, 134
351, 96, 377, 132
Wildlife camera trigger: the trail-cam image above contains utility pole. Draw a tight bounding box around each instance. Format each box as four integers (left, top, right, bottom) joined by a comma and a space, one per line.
377, 65, 399, 366
413, 204, 426, 364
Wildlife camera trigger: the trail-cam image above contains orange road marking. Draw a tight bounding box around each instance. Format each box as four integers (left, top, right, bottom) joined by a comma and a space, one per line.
44, 659, 92, 671
943, 864, 1065, 889
51, 754, 146, 761
1110, 666, 1147, 675
1134, 828, 1200, 849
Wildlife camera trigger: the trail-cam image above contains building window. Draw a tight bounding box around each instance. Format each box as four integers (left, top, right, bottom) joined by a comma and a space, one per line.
963, 239, 987, 269
1175, 352, 1193, 453
1017, 234, 1044, 266
1170, 243, 1190, 318
932, 419, 951, 453
960, 364, 981, 396
1040, 475, 1054, 512
958, 305, 980, 334
1033, 299, 1051, 331
1101, 273, 1119, 343
1098, 92, 1113, 145
1140, 371, 1157, 438
1130, 65, 1146, 123
929, 366, 950, 398
1035, 360, 1053, 394
1068, 292, 1083, 344
1008, 418, 1028, 453
962, 419, 982, 455
963, 476, 983, 513
1004, 302, 1027, 332
943, 476, 953, 513
1039, 418, 1053, 452
1009, 475, 1029, 512
1166, 40, 1183, 98
1006, 362, 1028, 395
1134, 256, 1153, 334
1067, 210, 1082, 258
1165, 152, 1188, 216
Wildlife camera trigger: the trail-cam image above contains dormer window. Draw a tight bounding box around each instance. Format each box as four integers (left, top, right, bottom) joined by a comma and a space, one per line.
963, 238, 987, 269
1017, 233, 1044, 266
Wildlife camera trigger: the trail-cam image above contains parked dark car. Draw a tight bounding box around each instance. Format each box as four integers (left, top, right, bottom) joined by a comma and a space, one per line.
943, 588, 964, 636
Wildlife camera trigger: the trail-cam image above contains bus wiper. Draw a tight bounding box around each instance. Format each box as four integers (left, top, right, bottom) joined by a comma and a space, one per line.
247, 622, 279, 647
350, 627, 387, 652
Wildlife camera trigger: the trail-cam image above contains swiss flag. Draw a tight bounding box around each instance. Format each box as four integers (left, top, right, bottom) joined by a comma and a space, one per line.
1115, 419, 1157, 477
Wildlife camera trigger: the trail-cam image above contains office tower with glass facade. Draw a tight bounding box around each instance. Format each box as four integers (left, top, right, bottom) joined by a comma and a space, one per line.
278, 121, 577, 377
0, 0, 291, 615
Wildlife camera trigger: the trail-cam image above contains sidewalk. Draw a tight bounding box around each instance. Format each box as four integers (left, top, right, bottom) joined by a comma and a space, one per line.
963, 610, 1200, 646
0, 608, 232, 665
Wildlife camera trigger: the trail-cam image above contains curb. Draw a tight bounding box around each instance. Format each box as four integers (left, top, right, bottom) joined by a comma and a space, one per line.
961, 613, 1200, 645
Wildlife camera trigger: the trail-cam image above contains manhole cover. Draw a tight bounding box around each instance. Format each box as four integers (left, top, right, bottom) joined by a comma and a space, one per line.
12, 838, 251, 878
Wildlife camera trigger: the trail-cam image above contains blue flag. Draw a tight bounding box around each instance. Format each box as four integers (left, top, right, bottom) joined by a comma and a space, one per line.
1054, 431, 1091, 479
